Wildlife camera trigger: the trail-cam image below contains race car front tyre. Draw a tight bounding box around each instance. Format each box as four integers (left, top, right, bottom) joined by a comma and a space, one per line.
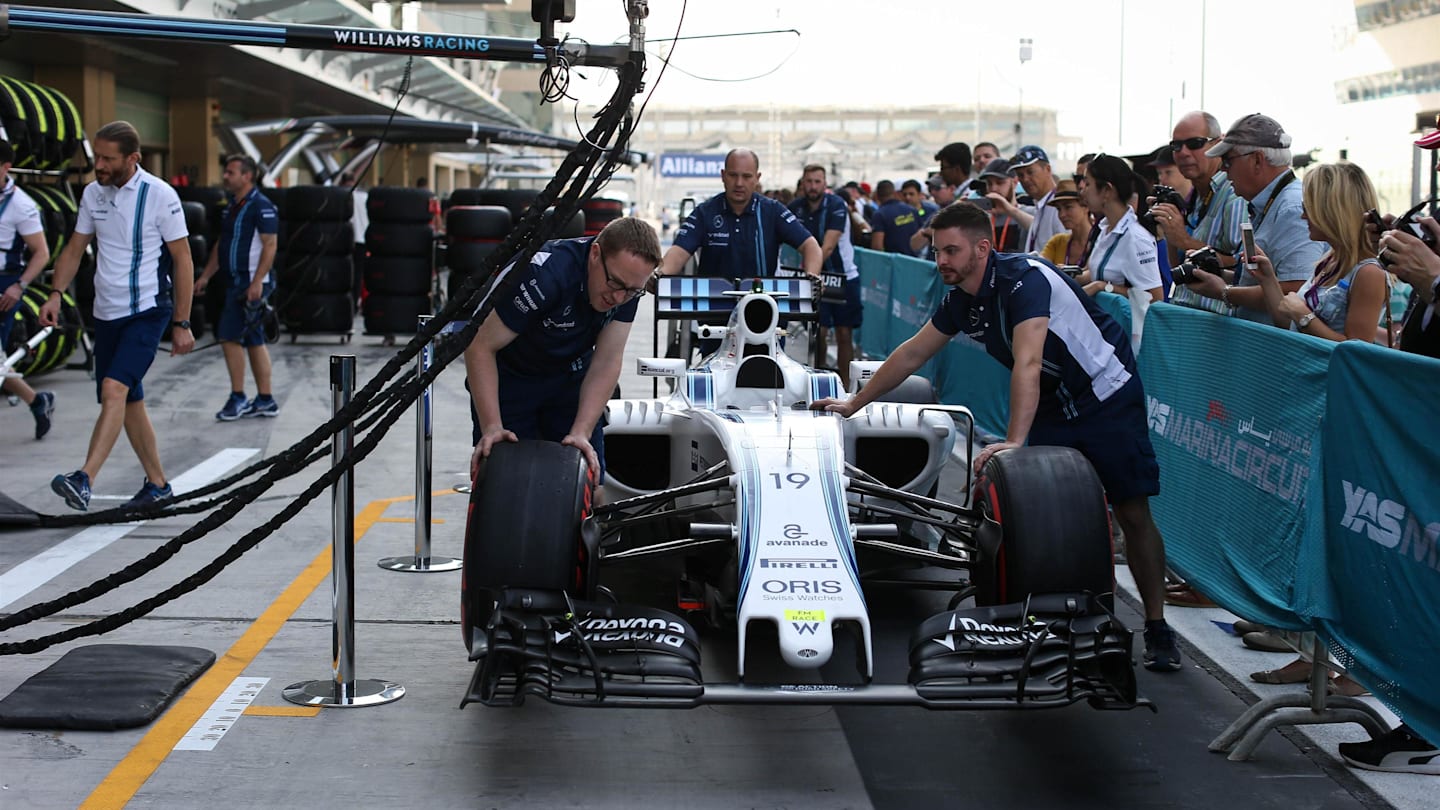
973, 445, 1113, 608
461, 441, 597, 657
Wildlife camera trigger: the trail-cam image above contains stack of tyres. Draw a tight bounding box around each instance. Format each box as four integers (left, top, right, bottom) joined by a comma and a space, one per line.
0, 75, 86, 171
581, 198, 625, 236
2, 284, 82, 376
180, 200, 212, 339
362, 186, 435, 336
444, 205, 511, 302
15, 182, 95, 324
276, 186, 354, 337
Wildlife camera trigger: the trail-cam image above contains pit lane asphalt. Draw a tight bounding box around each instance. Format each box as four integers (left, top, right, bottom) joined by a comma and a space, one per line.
0, 295, 1414, 809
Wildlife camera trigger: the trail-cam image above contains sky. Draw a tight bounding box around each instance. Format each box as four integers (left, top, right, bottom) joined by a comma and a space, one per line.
553, 0, 1362, 156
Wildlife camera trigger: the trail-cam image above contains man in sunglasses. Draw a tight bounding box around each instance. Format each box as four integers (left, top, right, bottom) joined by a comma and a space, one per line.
1185, 113, 1326, 323
465, 217, 662, 479
1150, 111, 1250, 314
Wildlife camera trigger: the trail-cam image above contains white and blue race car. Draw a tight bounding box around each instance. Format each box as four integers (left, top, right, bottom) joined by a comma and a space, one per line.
459, 278, 1142, 711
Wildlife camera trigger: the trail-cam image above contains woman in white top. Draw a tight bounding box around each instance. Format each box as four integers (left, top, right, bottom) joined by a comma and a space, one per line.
1249, 162, 1388, 342
1075, 154, 1163, 350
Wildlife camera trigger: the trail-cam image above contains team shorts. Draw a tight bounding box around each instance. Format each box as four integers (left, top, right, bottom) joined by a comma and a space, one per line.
1027, 377, 1160, 504
819, 277, 863, 329
0, 273, 20, 349
472, 367, 608, 479
218, 281, 275, 347
92, 307, 169, 404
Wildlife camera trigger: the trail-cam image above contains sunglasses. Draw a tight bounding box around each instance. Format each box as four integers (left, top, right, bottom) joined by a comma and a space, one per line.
1169, 136, 1216, 152
1220, 150, 1257, 171
601, 252, 649, 300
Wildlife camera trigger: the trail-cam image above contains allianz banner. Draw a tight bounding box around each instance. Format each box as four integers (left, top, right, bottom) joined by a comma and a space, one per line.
1138, 304, 1334, 630
1316, 342, 1440, 745
658, 152, 727, 178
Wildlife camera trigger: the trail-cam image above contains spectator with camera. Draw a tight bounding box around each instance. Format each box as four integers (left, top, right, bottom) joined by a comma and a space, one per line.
978, 158, 1027, 253
1246, 163, 1388, 341
1378, 127, 1440, 359
1148, 112, 1250, 313
1183, 114, 1326, 323
1074, 155, 1163, 350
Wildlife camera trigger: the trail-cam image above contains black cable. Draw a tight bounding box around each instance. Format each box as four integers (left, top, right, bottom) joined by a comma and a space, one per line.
1, 44, 647, 649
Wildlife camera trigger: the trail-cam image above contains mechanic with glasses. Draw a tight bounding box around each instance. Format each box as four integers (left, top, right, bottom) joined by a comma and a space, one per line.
465, 217, 662, 478
1147, 112, 1251, 318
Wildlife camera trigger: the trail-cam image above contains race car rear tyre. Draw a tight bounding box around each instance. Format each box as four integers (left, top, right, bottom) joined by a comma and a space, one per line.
461, 441, 597, 652
973, 445, 1113, 607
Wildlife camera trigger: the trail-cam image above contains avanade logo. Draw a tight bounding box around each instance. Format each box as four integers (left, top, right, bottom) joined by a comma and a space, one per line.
1340, 480, 1439, 570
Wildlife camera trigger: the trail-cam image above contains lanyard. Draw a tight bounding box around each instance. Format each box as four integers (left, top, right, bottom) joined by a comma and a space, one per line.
1250, 170, 1295, 229
1026, 190, 1055, 252
1094, 228, 1125, 283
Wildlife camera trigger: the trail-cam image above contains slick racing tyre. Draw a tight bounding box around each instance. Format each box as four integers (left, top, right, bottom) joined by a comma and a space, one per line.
365, 222, 434, 257
461, 441, 597, 654
363, 256, 433, 296
973, 446, 1113, 607
366, 186, 435, 224
285, 185, 353, 222
447, 188, 537, 223
362, 293, 431, 334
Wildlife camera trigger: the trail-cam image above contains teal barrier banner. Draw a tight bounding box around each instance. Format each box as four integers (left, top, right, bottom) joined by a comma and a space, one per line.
884, 252, 944, 380
856, 248, 895, 360
1138, 304, 1334, 630
1095, 291, 1131, 338
1315, 341, 1440, 745
933, 336, 1011, 438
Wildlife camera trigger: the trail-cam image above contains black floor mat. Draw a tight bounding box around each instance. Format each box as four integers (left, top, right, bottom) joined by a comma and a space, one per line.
0, 644, 216, 730
0, 489, 40, 528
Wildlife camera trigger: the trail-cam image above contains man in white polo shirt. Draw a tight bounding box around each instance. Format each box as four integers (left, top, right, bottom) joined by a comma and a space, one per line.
40, 121, 195, 511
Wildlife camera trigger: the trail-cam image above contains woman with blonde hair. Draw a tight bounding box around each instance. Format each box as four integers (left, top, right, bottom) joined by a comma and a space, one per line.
1250, 162, 1388, 341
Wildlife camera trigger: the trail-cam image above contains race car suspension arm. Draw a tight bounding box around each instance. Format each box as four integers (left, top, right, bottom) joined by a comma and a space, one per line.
593, 460, 731, 521
846, 478, 977, 520
0, 4, 635, 67
600, 536, 730, 562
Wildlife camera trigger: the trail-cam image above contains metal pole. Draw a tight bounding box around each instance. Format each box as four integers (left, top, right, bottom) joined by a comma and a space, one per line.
380, 316, 460, 572
284, 355, 404, 708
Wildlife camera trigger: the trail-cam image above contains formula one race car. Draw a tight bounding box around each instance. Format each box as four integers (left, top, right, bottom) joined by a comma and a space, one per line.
459, 278, 1143, 711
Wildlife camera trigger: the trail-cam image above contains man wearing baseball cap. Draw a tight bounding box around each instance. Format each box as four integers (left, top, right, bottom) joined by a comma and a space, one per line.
979, 158, 1027, 253
1010, 145, 1065, 253
1187, 113, 1325, 324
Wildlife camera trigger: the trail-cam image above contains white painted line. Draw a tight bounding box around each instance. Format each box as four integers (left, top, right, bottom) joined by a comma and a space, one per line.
0, 448, 260, 610
174, 675, 270, 751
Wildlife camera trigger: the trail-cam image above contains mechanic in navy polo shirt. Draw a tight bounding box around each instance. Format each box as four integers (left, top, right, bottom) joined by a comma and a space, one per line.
812, 202, 1183, 674
870, 179, 928, 256
789, 163, 862, 386
466, 217, 662, 480
658, 148, 822, 283
42, 121, 195, 513
196, 155, 281, 421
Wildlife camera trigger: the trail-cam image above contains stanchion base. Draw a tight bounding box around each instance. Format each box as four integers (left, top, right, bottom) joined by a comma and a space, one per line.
377, 555, 463, 573
453, 484, 471, 494
282, 678, 405, 708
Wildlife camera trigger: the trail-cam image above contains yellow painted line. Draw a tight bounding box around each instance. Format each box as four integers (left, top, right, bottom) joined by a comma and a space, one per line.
80, 496, 401, 810
375, 517, 447, 524
243, 705, 322, 718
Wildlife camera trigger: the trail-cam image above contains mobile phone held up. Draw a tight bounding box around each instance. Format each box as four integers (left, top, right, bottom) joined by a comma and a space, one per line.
1241, 222, 1257, 270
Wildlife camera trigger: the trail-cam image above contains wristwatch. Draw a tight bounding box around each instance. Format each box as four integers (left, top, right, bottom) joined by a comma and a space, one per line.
171, 319, 191, 330
1295, 311, 1316, 329
1103, 282, 1115, 294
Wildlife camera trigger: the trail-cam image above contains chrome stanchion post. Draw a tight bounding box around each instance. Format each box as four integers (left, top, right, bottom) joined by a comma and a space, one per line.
284, 355, 404, 708
380, 316, 461, 573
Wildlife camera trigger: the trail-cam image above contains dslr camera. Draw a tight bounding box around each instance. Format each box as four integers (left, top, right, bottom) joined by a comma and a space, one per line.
1140, 185, 1188, 230
1172, 246, 1223, 284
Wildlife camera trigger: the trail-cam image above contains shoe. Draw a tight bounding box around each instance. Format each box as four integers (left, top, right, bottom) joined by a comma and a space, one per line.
123, 479, 173, 509
30, 391, 54, 439
1327, 675, 1372, 698
240, 396, 279, 418
51, 470, 91, 511
1232, 619, 1268, 635
1339, 725, 1440, 775
1242, 630, 1294, 653
1143, 622, 1183, 672
216, 392, 248, 421
1164, 585, 1217, 608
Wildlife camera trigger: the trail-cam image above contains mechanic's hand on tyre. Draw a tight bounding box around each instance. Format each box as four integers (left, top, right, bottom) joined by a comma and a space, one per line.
973, 441, 1020, 475
562, 432, 600, 476
471, 429, 519, 481
810, 397, 855, 417
37, 297, 59, 327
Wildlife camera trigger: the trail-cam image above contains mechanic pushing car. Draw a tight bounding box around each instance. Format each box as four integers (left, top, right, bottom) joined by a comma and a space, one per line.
465, 216, 662, 481
812, 201, 1184, 674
